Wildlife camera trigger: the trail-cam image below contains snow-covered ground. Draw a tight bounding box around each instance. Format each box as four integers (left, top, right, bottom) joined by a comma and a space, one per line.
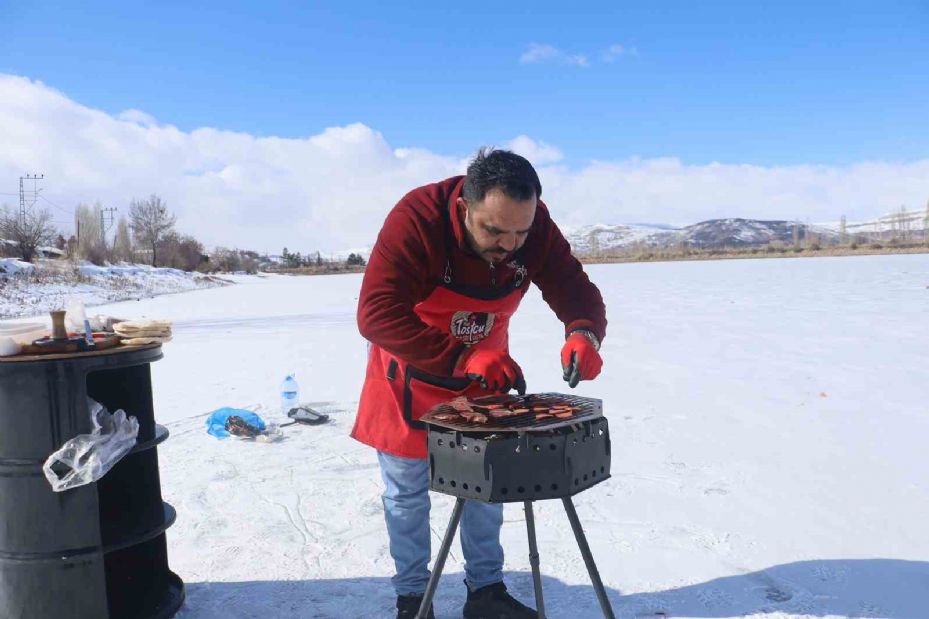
62, 255, 929, 618
0, 259, 228, 318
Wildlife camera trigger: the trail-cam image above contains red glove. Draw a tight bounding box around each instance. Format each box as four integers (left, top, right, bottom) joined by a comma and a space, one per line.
561, 331, 602, 388
460, 349, 526, 394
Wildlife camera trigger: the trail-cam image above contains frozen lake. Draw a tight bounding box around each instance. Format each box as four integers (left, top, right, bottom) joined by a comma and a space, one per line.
84, 254, 929, 618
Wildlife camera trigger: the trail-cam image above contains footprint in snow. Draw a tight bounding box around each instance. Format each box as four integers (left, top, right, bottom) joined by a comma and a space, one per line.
697, 587, 733, 608
764, 586, 793, 603
856, 602, 883, 616
361, 496, 383, 517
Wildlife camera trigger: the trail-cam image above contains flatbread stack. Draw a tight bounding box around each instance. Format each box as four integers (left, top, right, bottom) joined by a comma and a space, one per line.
113, 320, 173, 346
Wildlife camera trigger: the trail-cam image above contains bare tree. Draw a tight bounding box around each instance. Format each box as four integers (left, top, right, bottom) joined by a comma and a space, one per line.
0, 205, 57, 262
924, 199, 929, 246
129, 194, 176, 266
589, 232, 600, 257
210, 247, 259, 274
113, 216, 133, 262
897, 205, 910, 242
75, 202, 106, 263
157, 232, 204, 271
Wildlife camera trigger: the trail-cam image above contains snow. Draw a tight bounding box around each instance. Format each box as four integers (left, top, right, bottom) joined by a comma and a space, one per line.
37, 246, 66, 258
0, 258, 35, 276
0, 261, 227, 319
77, 262, 190, 278
44, 255, 929, 617
565, 223, 672, 253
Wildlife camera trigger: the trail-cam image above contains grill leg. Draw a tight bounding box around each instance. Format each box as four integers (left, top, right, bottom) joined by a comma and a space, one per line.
524, 501, 547, 618
562, 497, 617, 619
416, 497, 465, 619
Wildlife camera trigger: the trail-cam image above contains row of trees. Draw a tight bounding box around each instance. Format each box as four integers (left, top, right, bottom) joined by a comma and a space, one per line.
0, 194, 262, 273
0, 195, 183, 265
68, 195, 207, 271
0, 193, 357, 275
281, 248, 324, 268
279, 248, 367, 269
839, 204, 929, 244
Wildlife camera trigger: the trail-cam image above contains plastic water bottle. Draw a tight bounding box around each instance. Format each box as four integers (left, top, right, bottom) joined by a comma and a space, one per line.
280, 374, 299, 415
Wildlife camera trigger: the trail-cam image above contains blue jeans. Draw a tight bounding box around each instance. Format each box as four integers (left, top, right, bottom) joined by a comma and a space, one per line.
377, 451, 504, 596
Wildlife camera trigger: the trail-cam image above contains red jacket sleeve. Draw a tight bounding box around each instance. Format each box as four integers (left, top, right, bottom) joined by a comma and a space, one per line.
531, 211, 607, 342
357, 204, 465, 375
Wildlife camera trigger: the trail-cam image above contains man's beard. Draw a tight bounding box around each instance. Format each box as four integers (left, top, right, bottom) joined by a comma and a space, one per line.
483, 248, 511, 263
463, 211, 513, 263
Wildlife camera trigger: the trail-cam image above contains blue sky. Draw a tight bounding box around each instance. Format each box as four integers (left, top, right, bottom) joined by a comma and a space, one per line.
2, 1, 927, 167
1, 2, 928, 252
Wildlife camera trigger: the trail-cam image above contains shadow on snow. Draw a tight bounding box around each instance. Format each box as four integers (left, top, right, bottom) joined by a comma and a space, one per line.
177, 558, 927, 618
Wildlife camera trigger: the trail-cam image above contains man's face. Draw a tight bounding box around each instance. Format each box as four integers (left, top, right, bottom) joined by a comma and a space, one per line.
458, 188, 537, 264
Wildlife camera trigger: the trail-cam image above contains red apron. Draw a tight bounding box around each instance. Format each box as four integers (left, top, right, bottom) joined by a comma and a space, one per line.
352, 254, 527, 459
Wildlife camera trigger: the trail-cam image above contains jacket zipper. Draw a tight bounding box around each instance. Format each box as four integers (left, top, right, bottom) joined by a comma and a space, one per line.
489, 262, 496, 286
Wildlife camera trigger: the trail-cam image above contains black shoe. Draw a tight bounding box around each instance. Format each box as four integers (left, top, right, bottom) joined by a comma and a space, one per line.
396, 593, 435, 619
463, 581, 537, 618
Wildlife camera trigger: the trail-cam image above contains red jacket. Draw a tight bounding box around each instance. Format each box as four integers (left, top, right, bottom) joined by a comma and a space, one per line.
357, 175, 607, 376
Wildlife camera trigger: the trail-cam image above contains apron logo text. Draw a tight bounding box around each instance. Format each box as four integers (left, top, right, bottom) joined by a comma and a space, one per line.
450, 311, 496, 345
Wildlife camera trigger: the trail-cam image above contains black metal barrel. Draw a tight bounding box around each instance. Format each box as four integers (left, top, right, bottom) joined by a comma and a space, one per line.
0, 344, 184, 619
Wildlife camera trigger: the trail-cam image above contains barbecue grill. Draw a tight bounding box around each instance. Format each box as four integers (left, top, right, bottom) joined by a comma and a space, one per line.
415, 393, 616, 619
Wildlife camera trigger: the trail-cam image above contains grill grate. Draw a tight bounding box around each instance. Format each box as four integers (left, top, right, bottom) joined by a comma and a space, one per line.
421, 392, 602, 433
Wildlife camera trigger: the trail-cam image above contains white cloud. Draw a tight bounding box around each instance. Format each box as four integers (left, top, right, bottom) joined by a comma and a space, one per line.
538, 158, 929, 229
602, 43, 638, 62
117, 109, 159, 127
519, 43, 589, 67
1, 74, 927, 254
0, 75, 461, 253
505, 135, 564, 165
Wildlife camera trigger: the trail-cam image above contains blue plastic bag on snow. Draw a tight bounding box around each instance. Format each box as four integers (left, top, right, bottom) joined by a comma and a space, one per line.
206, 407, 267, 438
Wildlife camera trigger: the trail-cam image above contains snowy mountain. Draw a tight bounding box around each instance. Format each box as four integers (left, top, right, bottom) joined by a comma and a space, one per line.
561, 223, 677, 254
566, 209, 929, 255
679, 218, 838, 248
565, 218, 845, 254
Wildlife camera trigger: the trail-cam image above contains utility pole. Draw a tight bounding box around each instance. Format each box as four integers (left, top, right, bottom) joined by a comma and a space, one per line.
100, 207, 117, 245
19, 173, 44, 226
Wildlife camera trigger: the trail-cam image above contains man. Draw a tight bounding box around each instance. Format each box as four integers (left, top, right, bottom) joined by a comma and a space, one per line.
353, 149, 607, 619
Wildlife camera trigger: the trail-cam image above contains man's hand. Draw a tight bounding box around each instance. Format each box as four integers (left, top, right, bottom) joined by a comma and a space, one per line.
561, 331, 602, 388
460, 349, 526, 394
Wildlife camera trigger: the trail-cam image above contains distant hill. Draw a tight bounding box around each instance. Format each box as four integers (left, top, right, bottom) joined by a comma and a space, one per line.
565, 219, 835, 253
565, 212, 929, 255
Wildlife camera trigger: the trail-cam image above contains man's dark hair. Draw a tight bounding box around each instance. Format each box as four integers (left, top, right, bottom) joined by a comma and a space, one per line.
462, 148, 542, 205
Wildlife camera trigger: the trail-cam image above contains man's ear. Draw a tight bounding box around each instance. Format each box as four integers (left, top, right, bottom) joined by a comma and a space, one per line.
456, 197, 468, 219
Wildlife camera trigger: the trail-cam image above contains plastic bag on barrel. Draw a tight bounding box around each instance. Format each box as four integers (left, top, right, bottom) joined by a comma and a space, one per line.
42, 398, 140, 492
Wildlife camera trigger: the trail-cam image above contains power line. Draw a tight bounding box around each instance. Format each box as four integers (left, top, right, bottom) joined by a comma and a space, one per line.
38, 194, 75, 216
